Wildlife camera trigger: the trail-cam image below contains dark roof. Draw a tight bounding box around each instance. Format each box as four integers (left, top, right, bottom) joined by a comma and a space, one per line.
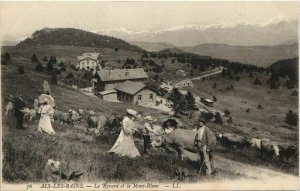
114, 81, 148, 95
95, 68, 148, 82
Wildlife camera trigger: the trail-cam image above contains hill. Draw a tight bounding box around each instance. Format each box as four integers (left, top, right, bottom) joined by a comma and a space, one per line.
130, 41, 175, 52
180, 43, 298, 67
17, 28, 144, 52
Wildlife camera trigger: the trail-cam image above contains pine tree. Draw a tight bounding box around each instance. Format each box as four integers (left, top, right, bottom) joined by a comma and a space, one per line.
1, 52, 12, 65
185, 91, 195, 110
254, 77, 262, 85
35, 63, 44, 72
285, 110, 298, 127
46, 61, 54, 73
169, 88, 184, 116
31, 54, 39, 63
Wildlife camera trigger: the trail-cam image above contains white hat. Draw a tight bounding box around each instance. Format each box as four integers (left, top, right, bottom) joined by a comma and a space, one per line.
127, 109, 137, 116
144, 115, 154, 121
89, 111, 96, 116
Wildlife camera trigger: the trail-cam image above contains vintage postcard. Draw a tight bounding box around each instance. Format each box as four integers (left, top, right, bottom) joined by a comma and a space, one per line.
0, 1, 299, 190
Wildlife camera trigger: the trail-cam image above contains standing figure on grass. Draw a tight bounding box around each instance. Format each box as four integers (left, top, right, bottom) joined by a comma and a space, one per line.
108, 109, 140, 158
13, 92, 26, 129
143, 115, 158, 155
38, 99, 55, 135
194, 120, 216, 176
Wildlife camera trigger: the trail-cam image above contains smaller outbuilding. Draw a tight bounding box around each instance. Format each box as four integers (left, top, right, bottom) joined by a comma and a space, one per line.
114, 81, 157, 105
99, 89, 118, 102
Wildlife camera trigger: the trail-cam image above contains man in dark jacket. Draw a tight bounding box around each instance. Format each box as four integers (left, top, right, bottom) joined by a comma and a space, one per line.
194, 120, 216, 175
13, 92, 26, 129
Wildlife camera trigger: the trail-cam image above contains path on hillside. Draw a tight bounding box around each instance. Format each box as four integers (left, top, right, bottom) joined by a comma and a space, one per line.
181, 149, 298, 189
190, 66, 224, 80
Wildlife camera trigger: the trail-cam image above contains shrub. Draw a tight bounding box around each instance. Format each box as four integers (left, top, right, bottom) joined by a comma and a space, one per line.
246, 108, 250, 113
257, 105, 263, 110
213, 96, 217, 102
18, 66, 24, 74
200, 112, 214, 122
254, 77, 262, 86
291, 90, 298, 96
214, 112, 223, 124
285, 110, 298, 127
35, 63, 44, 72
224, 110, 231, 116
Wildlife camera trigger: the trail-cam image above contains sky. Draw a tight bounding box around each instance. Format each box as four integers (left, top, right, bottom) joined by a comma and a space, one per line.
0, 1, 298, 41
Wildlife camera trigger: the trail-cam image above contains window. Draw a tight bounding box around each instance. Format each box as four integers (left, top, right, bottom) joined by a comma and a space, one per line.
149, 94, 153, 100
138, 95, 142, 100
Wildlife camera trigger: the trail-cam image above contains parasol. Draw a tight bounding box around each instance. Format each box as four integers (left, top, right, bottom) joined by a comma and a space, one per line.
38, 94, 55, 107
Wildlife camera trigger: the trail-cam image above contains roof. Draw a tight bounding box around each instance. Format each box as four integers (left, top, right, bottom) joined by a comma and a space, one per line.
99, 89, 117, 95
95, 68, 148, 82
77, 52, 101, 61
114, 81, 147, 95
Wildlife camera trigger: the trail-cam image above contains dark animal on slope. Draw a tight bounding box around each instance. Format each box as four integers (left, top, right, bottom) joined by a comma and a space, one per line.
217, 133, 250, 148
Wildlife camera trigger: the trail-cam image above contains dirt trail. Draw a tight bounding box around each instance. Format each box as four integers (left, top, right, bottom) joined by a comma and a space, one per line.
182, 149, 298, 189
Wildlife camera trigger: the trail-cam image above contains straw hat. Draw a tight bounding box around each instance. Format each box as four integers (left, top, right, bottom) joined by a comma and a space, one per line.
144, 115, 154, 121
126, 109, 137, 116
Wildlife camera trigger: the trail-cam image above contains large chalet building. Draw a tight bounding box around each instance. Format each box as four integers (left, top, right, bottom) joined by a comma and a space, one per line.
93, 68, 148, 92
77, 52, 102, 71
93, 68, 157, 104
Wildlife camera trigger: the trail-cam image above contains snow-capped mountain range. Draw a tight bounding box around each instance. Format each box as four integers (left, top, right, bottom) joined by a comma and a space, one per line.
96, 17, 298, 47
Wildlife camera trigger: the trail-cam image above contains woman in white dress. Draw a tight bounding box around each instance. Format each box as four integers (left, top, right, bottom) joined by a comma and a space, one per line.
108, 109, 140, 158
38, 99, 55, 135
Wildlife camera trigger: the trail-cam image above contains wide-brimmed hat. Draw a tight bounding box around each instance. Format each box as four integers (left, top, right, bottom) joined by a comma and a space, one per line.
127, 109, 137, 116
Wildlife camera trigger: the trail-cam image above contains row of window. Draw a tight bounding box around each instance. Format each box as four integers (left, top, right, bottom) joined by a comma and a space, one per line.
138, 94, 153, 101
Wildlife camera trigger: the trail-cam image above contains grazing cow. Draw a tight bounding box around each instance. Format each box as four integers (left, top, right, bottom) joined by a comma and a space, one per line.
260, 138, 279, 157
217, 133, 250, 148
162, 119, 178, 130
107, 114, 123, 133
78, 109, 84, 116
21, 108, 37, 124
53, 110, 72, 124
151, 128, 216, 160
277, 142, 297, 159
69, 109, 82, 124
250, 138, 262, 150
5, 101, 14, 117
87, 113, 108, 131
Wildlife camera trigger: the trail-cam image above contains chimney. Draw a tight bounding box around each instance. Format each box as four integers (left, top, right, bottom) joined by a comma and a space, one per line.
125, 70, 129, 77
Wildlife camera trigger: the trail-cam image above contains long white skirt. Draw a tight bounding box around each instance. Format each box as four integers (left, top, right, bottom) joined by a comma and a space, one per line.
108, 130, 140, 158
38, 115, 55, 135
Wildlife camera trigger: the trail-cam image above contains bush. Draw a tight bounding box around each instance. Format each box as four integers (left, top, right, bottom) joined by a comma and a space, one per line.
257, 105, 263, 110
18, 66, 24, 74
35, 63, 44, 72
254, 77, 262, 86
285, 110, 298, 127
213, 96, 217, 102
246, 108, 250, 113
214, 112, 223, 124
200, 112, 214, 122
224, 110, 231, 116
291, 90, 298, 96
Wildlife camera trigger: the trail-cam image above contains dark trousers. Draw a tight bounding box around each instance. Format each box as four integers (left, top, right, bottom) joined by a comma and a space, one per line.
15, 112, 24, 129
143, 135, 151, 153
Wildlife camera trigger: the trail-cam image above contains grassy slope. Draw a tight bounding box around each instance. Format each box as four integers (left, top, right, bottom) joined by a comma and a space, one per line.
1, 45, 298, 183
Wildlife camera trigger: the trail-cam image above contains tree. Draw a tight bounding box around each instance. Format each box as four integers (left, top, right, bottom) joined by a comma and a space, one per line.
185, 91, 196, 111
18, 66, 24, 74
114, 48, 119, 52
35, 63, 44, 72
46, 61, 54, 73
169, 88, 184, 116
31, 54, 39, 63
43, 56, 48, 62
214, 112, 223, 124
154, 75, 159, 82
190, 69, 194, 76
254, 77, 262, 86
285, 110, 298, 127
50, 72, 58, 85
1, 52, 12, 65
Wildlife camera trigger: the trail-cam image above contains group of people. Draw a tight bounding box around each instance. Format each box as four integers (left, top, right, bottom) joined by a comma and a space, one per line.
108, 108, 215, 176
9, 91, 215, 176
9, 91, 56, 135
108, 109, 161, 158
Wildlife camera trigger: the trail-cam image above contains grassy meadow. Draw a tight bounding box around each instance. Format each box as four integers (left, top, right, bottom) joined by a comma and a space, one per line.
1, 45, 298, 183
